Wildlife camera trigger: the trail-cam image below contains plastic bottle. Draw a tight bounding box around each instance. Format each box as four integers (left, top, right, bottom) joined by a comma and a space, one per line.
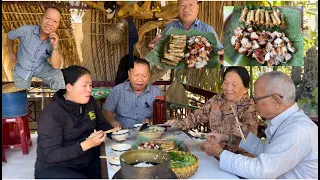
160, 96, 167, 123
153, 96, 167, 124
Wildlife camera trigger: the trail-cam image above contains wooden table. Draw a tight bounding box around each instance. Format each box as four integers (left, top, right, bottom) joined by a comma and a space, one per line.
100, 142, 108, 179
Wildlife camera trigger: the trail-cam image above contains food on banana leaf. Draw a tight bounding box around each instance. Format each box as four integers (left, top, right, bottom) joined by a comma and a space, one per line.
162, 34, 187, 66
138, 140, 178, 152
231, 26, 296, 66
239, 7, 287, 29
185, 36, 213, 69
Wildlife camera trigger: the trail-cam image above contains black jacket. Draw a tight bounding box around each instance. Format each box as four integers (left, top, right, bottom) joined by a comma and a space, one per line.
35, 91, 112, 170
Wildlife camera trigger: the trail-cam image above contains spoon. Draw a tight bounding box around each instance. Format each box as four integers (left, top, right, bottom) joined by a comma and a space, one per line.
139, 123, 149, 132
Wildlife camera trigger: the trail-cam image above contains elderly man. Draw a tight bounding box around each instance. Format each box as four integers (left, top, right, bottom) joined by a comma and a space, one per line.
7, 6, 65, 90
202, 71, 318, 179
149, 0, 223, 59
103, 58, 162, 129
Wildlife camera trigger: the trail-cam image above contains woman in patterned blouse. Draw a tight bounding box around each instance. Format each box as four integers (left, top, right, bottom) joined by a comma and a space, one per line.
166, 66, 258, 153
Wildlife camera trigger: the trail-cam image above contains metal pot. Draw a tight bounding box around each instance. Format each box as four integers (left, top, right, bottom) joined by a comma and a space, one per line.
120, 149, 170, 179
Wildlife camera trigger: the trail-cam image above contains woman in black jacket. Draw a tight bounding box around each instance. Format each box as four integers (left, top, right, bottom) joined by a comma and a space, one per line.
34, 65, 113, 179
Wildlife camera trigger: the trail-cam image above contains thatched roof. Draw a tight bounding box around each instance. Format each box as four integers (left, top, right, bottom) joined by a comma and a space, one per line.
2, 1, 84, 81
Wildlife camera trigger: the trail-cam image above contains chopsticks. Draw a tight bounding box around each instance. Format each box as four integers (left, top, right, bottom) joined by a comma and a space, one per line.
87, 128, 120, 139
99, 156, 119, 160
104, 127, 121, 134
230, 105, 246, 144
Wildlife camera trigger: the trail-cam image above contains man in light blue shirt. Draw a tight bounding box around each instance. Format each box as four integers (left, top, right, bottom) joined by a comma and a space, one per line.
103, 58, 161, 129
149, 0, 223, 62
7, 6, 65, 90
202, 71, 318, 179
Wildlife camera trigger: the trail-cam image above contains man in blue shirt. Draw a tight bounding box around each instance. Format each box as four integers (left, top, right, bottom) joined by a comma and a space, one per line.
7, 6, 65, 90
149, 0, 223, 62
103, 58, 162, 129
201, 71, 318, 179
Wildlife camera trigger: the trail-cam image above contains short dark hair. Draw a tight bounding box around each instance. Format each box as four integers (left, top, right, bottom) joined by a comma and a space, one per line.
223, 66, 250, 88
61, 65, 91, 86
131, 58, 150, 72
44, 6, 62, 15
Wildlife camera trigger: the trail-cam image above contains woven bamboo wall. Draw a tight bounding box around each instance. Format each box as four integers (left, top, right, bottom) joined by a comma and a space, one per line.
81, 9, 157, 81
2, 1, 81, 81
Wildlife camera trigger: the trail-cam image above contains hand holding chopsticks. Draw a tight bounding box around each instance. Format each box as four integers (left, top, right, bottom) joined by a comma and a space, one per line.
230, 105, 247, 144
88, 127, 121, 139
103, 127, 121, 134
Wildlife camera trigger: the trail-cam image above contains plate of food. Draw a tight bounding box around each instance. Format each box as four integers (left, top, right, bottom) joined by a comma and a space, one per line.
132, 135, 188, 152
145, 28, 220, 69
188, 130, 208, 143
223, 6, 303, 66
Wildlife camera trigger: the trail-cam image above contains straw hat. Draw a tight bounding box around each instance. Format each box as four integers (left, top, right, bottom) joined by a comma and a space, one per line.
2, 83, 27, 94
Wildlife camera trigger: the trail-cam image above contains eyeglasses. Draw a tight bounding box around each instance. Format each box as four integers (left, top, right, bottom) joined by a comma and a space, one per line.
253, 94, 284, 103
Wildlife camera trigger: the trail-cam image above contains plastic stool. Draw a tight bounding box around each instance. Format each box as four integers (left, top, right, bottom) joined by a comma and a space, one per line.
2, 147, 6, 163
2, 114, 32, 155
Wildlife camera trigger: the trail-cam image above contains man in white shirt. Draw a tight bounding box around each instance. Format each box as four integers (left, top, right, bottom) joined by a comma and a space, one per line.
202, 71, 318, 179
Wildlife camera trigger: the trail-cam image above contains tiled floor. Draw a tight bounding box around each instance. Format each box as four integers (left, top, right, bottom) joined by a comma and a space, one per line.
2, 134, 37, 179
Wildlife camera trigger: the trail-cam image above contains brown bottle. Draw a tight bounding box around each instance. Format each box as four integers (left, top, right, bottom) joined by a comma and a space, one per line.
153, 96, 161, 124
160, 96, 167, 123
153, 96, 166, 124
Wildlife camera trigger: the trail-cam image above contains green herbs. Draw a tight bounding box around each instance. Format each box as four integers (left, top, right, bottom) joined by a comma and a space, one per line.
169, 152, 196, 168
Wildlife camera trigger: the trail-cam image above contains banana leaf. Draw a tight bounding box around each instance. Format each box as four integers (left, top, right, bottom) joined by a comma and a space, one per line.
223, 6, 304, 66
131, 135, 188, 152
145, 28, 220, 69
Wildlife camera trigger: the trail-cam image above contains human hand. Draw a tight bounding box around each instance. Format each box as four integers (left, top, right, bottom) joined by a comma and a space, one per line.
110, 121, 122, 129
148, 35, 162, 50
201, 138, 223, 157
86, 130, 106, 148
207, 132, 229, 143
165, 119, 182, 129
142, 119, 153, 124
9, 52, 17, 65
232, 122, 249, 139
49, 32, 59, 48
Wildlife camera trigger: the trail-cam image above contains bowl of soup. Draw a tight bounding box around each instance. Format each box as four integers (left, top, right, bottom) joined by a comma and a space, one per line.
138, 126, 165, 140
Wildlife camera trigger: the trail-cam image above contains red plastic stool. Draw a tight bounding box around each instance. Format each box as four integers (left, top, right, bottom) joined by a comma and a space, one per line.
2, 146, 7, 163
2, 114, 32, 155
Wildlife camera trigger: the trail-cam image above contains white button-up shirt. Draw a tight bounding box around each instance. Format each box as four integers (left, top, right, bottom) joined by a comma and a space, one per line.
219, 103, 318, 179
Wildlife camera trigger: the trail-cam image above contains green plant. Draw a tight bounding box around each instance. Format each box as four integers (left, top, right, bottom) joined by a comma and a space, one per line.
297, 87, 318, 116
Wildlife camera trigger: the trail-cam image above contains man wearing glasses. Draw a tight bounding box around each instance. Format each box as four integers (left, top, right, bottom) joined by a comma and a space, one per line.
202, 71, 318, 178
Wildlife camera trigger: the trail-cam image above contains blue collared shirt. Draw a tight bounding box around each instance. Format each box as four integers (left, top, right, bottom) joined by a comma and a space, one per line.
8, 25, 53, 80
103, 81, 162, 128
162, 18, 223, 50
219, 103, 318, 179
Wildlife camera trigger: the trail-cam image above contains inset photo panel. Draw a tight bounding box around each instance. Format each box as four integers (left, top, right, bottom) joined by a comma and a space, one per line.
223, 6, 304, 66
145, 1, 227, 70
